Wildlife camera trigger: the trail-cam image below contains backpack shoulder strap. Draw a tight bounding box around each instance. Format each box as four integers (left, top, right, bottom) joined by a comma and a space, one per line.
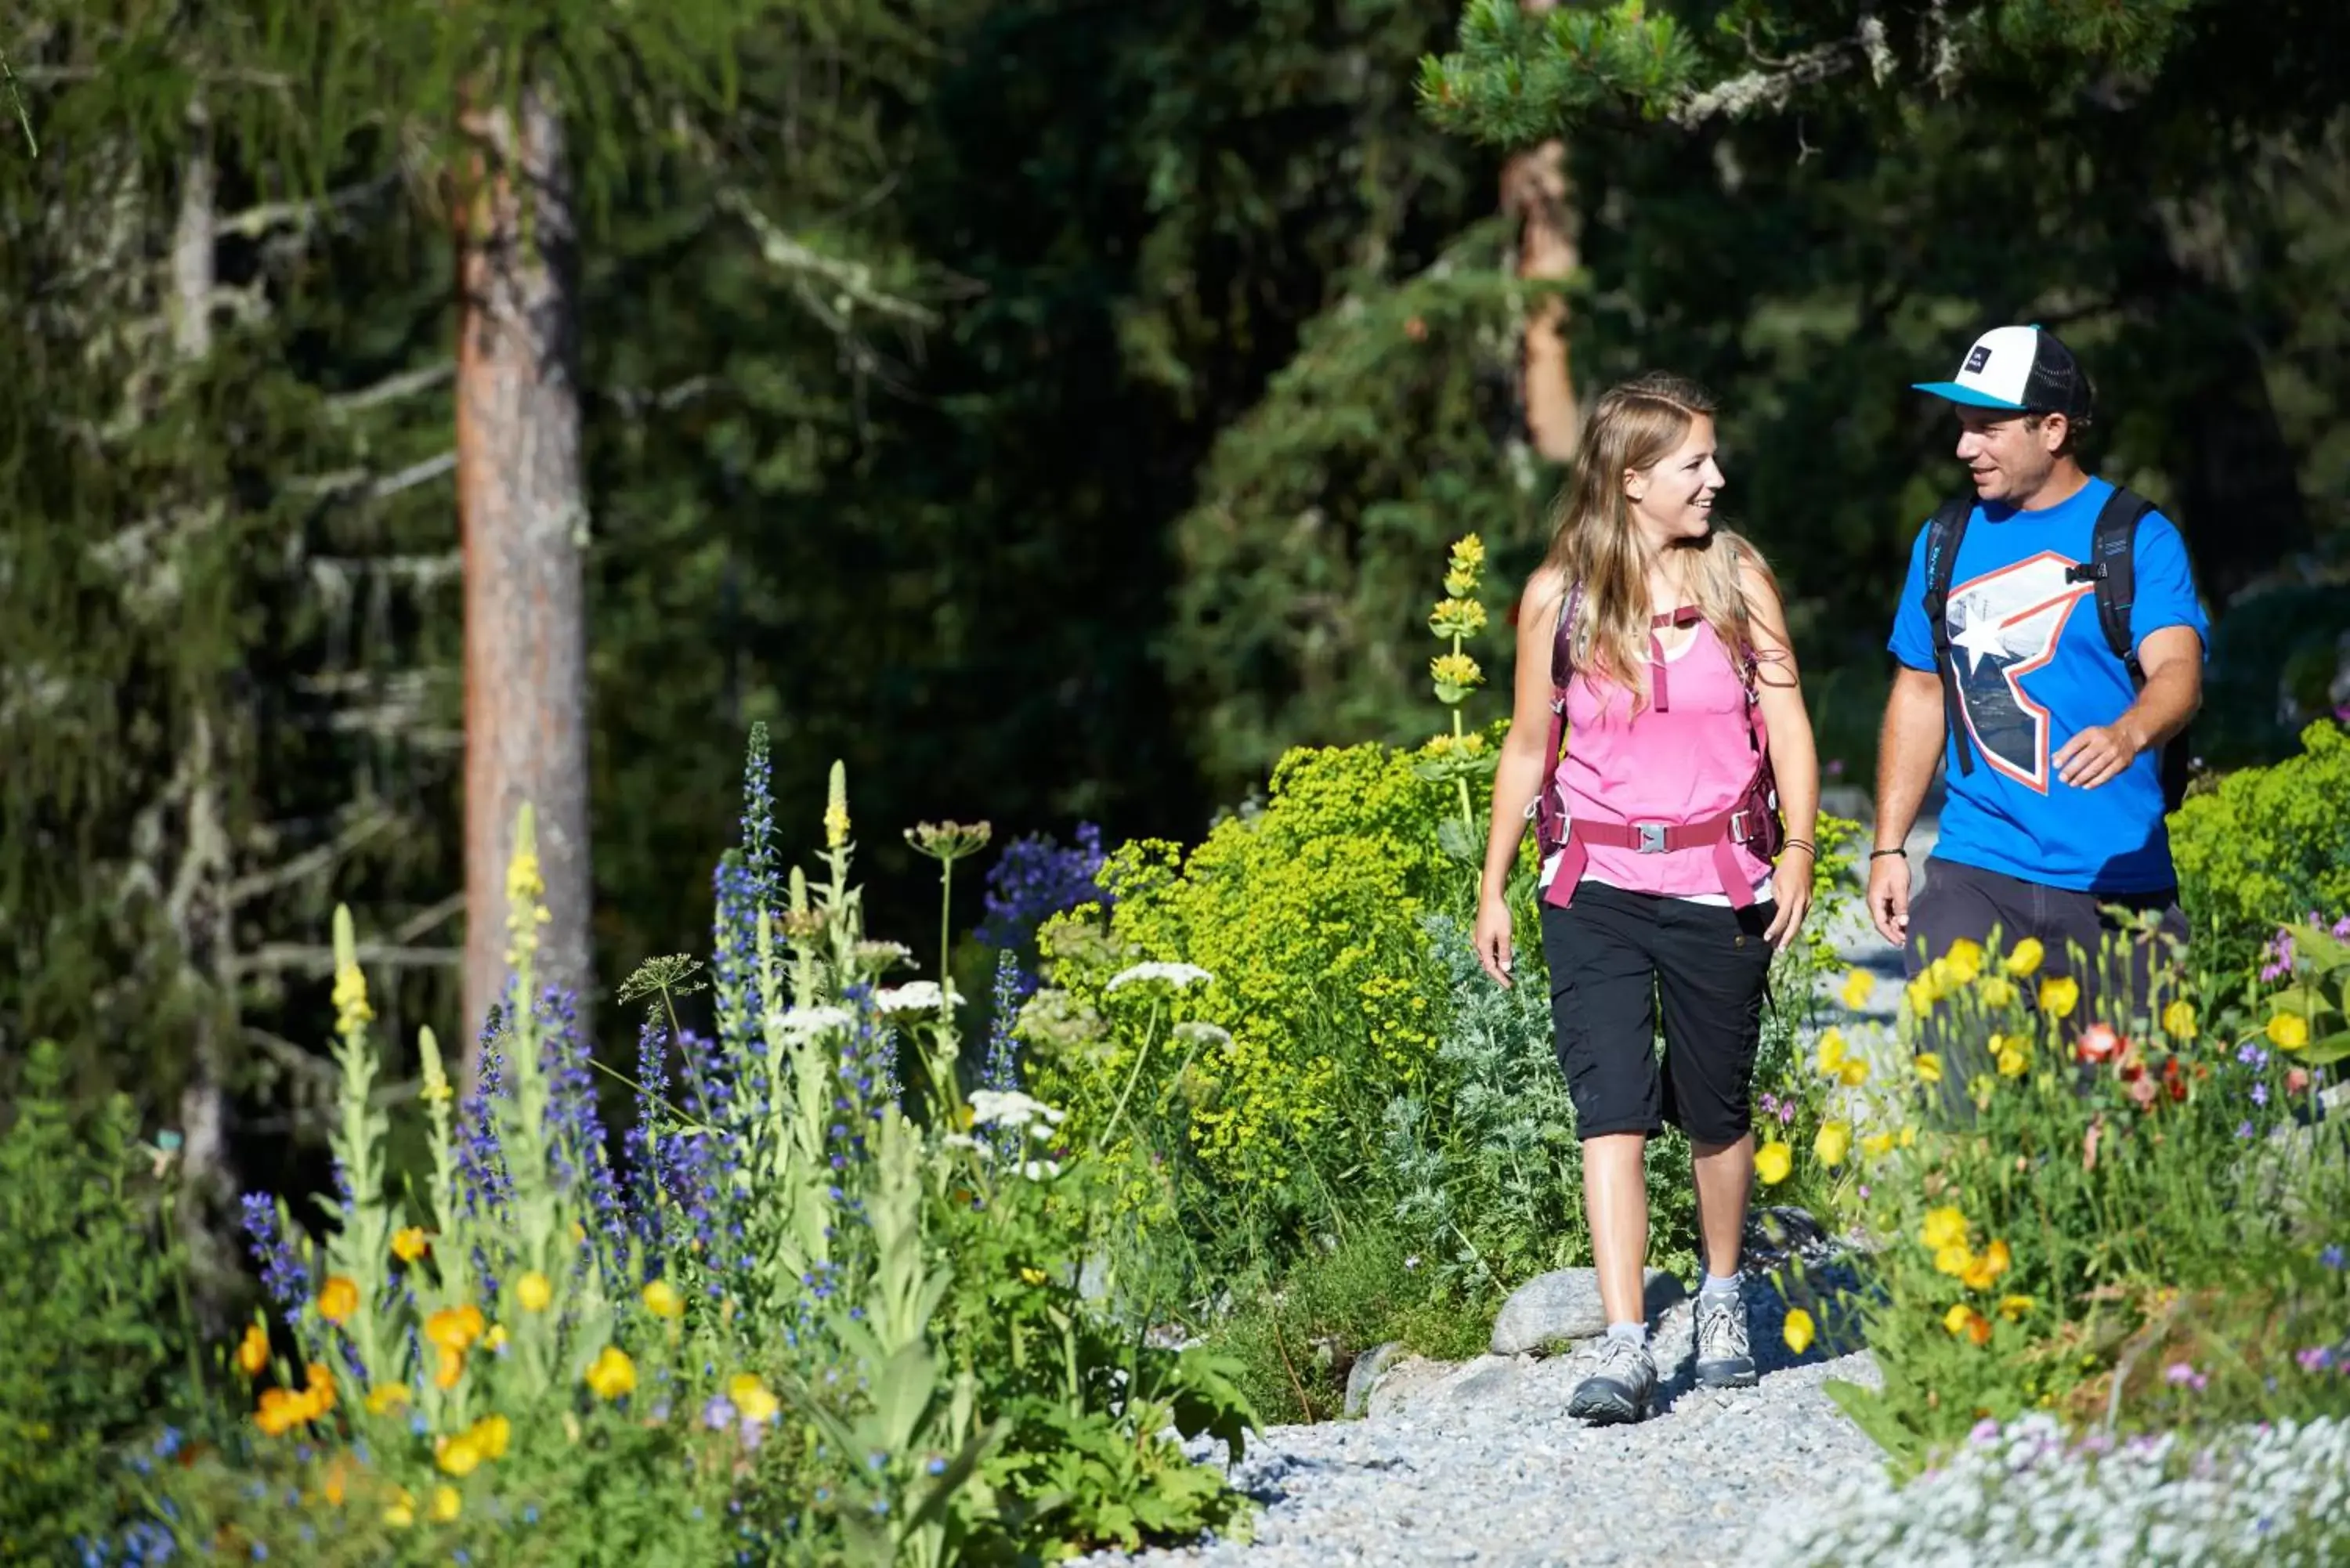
2086, 485, 2157, 683
1922, 497, 1978, 778
1550, 576, 1585, 696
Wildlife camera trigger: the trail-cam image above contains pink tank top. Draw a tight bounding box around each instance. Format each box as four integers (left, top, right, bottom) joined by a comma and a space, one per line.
1555, 620, 1773, 899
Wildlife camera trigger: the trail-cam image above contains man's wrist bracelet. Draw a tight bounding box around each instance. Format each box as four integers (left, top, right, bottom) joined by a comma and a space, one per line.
1869, 847, 1907, 862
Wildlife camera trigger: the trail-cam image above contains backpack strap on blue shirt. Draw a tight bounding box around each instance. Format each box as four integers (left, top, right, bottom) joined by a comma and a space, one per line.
2063, 485, 2192, 808
1922, 496, 1977, 779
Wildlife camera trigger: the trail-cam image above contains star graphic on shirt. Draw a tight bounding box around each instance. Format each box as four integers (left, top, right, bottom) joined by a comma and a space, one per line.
1949, 598, 2012, 677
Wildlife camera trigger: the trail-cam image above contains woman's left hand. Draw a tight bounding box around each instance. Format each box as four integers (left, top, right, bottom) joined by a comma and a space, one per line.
1762, 851, 1813, 952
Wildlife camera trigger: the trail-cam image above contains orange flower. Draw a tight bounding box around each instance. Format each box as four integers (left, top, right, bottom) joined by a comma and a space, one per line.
321, 1457, 350, 1508
425, 1304, 486, 1353
235, 1324, 270, 1378
304, 1362, 336, 1413
316, 1275, 360, 1325
432, 1346, 465, 1390
390, 1227, 430, 1263
2075, 1022, 2123, 1065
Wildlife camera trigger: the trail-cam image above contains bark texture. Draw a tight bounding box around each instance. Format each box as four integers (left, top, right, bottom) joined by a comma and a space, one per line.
1501, 0, 1582, 462
456, 79, 594, 1071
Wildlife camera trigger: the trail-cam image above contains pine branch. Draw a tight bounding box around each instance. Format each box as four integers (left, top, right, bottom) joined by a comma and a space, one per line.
326, 362, 454, 415
223, 808, 396, 909
228, 941, 460, 978
718, 187, 938, 327
215, 173, 398, 240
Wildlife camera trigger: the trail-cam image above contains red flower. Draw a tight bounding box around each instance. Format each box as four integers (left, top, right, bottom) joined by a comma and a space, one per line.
2286, 1066, 2312, 1097
2076, 1022, 2124, 1065
2127, 1075, 2159, 1110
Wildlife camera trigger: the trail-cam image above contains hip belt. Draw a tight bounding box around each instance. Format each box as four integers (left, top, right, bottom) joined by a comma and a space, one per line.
1543, 805, 1766, 910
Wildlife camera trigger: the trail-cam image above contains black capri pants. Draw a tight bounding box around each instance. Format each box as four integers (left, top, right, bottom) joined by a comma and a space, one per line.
1538, 882, 1777, 1145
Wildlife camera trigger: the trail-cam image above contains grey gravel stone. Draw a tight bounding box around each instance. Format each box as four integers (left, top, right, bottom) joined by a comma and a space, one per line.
1343, 1341, 1406, 1418
1488, 1266, 1687, 1356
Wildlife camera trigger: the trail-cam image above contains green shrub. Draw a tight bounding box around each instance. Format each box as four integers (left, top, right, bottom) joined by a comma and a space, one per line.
2172, 721, 2350, 974
0, 1040, 182, 1564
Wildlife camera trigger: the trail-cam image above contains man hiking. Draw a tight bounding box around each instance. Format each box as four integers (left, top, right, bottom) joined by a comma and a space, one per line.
1869, 324, 2208, 1041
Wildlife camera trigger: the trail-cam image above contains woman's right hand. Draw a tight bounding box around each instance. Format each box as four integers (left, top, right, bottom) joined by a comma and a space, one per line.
1473, 892, 1515, 987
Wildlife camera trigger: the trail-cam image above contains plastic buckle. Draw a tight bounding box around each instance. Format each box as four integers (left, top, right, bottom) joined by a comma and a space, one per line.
1730, 810, 1749, 841
1636, 822, 1668, 854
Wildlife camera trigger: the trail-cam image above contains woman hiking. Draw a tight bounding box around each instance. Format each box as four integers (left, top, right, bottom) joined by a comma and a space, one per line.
1473, 372, 1821, 1424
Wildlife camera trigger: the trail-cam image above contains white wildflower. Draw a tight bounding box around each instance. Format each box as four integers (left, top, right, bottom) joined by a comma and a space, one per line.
776, 1005, 855, 1040
1020, 1158, 1063, 1181
1173, 1019, 1234, 1050
1106, 961, 1214, 992
938, 1133, 983, 1152
968, 1089, 1067, 1129
873, 981, 957, 1014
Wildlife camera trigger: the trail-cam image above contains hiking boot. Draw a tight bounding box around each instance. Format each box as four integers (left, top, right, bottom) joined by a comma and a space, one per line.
1567, 1334, 1657, 1425
1694, 1287, 1758, 1389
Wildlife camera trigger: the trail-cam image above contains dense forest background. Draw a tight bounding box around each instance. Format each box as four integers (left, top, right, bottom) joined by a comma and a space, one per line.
4, 0, 2347, 1306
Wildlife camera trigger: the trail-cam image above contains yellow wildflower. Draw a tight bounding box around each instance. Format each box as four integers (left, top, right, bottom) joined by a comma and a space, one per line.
1861, 1131, 1896, 1159
2003, 938, 2045, 977
2039, 975, 2080, 1020
642, 1279, 685, 1320
364, 1383, 411, 1415
1839, 970, 1875, 1010
1754, 1140, 1792, 1185
430, 1486, 461, 1523
728, 1372, 781, 1425
2267, 1013, 2310, 1051
1998, 1294, 2036, 1322
2162, 999, 2196, 1040
1978, 976, 2018, 1009
1816, 1029, 1847, 1076
823, 799, 851, 850
436, 1434, 483, 1478
1838, 1057, 1871, 1088
383, 1490, 416, 1529
1782, 1308, 1816, 1355
1935, 1243, 1974, 1278
1430, 652, 1484, 692
432, 1347, 465, 1390
482, 1323, 508, 1351
515, 1272, 553, 1313
1899, 1124, 1917, 1148
1448, 533, 1486, 572
584, 1345, 637, 1400
236, 1323, 270, 1378
1995, 1037, 2029, 1078
425, 1304, 486, 1353
1914, 1052, 1944, 1084
1906, 977, 1941, 1014
330, 907, 373, 1034
316, 1275, 360, 1326
1920, 1206, 1969, 1252
1429, 597, 1489, 638
471, 1413, 512, 1461
1814, 1120, 1851, 1169
1943, 939, 1985, 985
1019, 1266, 1047, 1286
391, 1227, 429, 1263
1944, 1302, 1991, 1344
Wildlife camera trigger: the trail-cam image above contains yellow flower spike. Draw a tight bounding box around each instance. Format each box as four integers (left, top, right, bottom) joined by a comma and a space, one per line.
330, 906, 374, 1035
1838, 1057, 1871, 1088
2162, 999, 2197, 1040
316, 1275, 360, 1325
1816, 1030, 1848, 1076
1754, 1140, 1792, 1185
1920, 1205, 1969, 1252
503, 806, 547, 966
431, 1486, 461, 1523
1429, 652, 1484, 692
2003, 938, 2045, 977
435, 1434, 483, 1478
391, 1227, 429, 1264
1978, 976, 2018, 1009
1428, 598, 1490, 638
642, 1279, 685, 1320
2267, 1013, 2310, 1051
1813, 1120, 1851, 1169
825, 760, 851, 851
236, 1324, 269, 1378
1782, 1308, 1816, 1355
584, 1345, 637, 1400
1914, 1052, 1944, 1084
515, 1272, 553, 1313
1448, 533, 1485, 572
2039, 975, 2080, 1021
1839, 970, 1875, 1010
1943, 939, 1985, 985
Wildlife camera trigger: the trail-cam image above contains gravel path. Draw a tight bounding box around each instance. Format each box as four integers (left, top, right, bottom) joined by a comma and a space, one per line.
1097, 1274, 1882, 1568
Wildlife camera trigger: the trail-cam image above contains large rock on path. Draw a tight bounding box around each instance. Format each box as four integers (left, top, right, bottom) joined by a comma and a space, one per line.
1488, 1266, 1687, 1357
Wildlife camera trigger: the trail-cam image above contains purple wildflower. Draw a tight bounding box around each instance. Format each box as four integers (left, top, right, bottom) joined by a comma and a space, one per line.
239, 1193, 310, 1320
2252, 1082, 2270, 1107
974, 824, 1108, 995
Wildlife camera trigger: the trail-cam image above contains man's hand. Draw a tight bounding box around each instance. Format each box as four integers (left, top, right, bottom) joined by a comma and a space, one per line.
2055, 721, 2142, 790
1867, 852, 1911, 948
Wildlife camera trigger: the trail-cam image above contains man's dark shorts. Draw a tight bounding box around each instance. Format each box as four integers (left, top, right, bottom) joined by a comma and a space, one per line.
1539, 883, 1777, 1146
1906, 856, 2189, 1051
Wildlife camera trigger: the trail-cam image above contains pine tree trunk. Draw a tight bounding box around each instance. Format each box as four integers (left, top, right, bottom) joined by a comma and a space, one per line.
1502, 0, 1581, 463
455, 78, 594, 1076
166, 106, 244, 1335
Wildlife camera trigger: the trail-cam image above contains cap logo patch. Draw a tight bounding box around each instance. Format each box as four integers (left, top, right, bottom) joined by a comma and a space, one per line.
1965, 345, 1993, 373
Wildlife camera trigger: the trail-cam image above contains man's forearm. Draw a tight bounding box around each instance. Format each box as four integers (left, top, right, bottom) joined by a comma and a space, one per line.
1874, 674, 1946, 852
2117, 661, 2200, 754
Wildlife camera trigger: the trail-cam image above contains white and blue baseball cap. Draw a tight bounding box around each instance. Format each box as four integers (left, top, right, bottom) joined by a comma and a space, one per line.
1913, 323, 2095, 420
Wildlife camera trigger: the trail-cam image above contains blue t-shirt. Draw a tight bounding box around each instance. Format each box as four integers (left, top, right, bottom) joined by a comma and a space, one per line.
1888, 477, 2209, 894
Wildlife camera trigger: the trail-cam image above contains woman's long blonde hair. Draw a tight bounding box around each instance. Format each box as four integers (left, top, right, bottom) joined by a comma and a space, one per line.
1542, 370, 1779, 708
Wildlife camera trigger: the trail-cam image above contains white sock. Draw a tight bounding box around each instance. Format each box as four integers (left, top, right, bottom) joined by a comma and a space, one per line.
1605, 1321, 1648, 1346
1700, 1270, 1741, 1299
